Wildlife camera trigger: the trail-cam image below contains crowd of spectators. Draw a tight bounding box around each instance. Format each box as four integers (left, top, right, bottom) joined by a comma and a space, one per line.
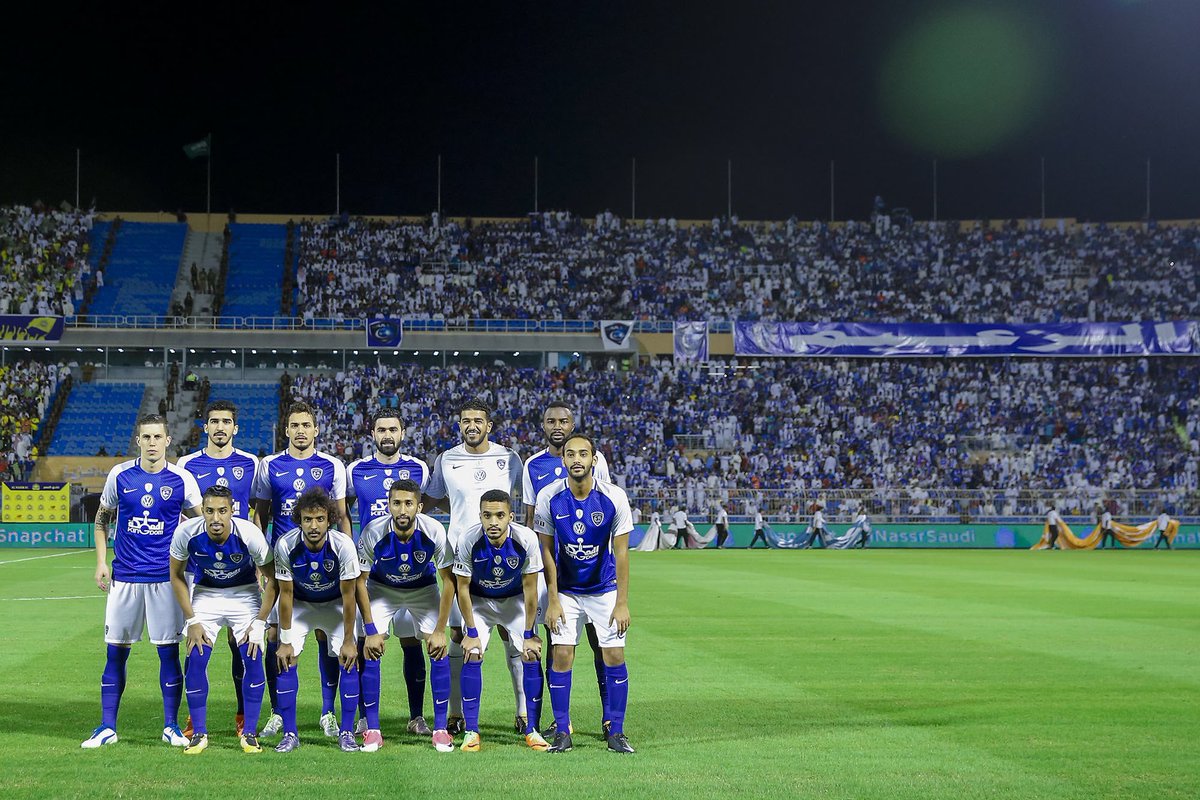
284, 356, 1200, 520
295, 212, 1200, 324
0, 203, 94, 318
0, 360, 66, 481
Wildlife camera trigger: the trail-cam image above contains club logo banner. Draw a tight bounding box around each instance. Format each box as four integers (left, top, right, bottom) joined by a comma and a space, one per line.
734, 321, 1200, 358
0, 316, 63, 342
365, 318, 403, 348
600, 320, 634, 350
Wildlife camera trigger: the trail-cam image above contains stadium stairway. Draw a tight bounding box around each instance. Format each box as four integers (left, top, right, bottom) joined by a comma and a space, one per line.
87, 222, 187, 318
220, 223, 288, 322
168, 228, 223, 318
48, 382, 146, 457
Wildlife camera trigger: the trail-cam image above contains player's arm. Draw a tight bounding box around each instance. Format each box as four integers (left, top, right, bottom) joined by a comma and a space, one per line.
454, 573, 482, 659
252, 499, 271, 533
276, 575, 296, 669
520, 571, 542, 661
244, 567, 276, 659
182, 505, 201, 519
427, 564, 455, 660
422, 454, 449, 512
611, 533, 631, 635
170, 556, 210, 654
335, 498, 352, 536
93, 504, 115, 591
538, 532, 564, 632
357, 574, 385, 659
337, 576, 359, 667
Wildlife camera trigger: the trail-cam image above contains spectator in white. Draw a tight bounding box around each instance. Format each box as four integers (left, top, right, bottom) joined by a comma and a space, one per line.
1153, 509, 1172, 550
1045, 505, 1063, 550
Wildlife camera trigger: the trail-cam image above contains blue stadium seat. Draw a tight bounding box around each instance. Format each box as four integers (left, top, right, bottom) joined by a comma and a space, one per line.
207, 383, 279, 455
221, 223, 287, 318
49, 383, 145, 455
87, 223, 186, 318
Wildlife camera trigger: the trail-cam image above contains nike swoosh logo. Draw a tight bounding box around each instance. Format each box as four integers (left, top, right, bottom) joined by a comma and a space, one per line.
378, 555, 396, 561
473, 557, 489, 563
250, 682, 265, 689
196, 472, 211, 479
549, 684, 565, 689
123, 487, 138, 493
464, 696, 478, 702
278, 689, 295, 695
451, 465, 464, 469
101, 682, 116, 687
186, 689, 203, 694
274, 471, 289, 477
165, 682, 181, 688
434, 700, 447, 705
361, 474, 378, 481
555, 514, 569, 519
614, 679, 627, 685
536, 473, 549, 480
365, 702, 377, 708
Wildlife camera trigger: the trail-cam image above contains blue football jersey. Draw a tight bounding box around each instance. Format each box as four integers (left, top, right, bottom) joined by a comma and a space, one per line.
177, 448, 259, 520
357, 512, 452, 591
100, 459, 202, 583
274, 528, 360, 604
251, 450, 347, 543
521, 447, 611, 508
453, 522, 542, 599
534, 479, 633, 595
347, 454, 430, 533
169, 516, 272, 589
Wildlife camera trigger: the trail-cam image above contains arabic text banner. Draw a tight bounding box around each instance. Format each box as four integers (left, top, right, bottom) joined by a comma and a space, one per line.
734, 321, 1199, 357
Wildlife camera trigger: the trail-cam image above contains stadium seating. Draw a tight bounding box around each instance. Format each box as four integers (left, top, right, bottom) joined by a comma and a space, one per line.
205, 382, 279, 454
220, 223, 288, 319
86, 222, 186, 318
48, 382, 145, 457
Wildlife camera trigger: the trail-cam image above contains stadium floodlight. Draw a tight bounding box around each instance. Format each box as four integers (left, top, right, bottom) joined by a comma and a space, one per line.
453, 351, 459, 356
433, 351, 439, 356
353, 350, 359, 355
169, 349, 175, 354
413, 351, 420, 355
230, 349, 236, 354
23, 347, 31, 352
473, 351, 479, 356
513, 351, 520, 356
189, 349, 196, 353
75, 348, 82, 352
117, 348, 124, 353
392, 350, 398, 356
272, 349, 277, 354
251, 349, 257, 354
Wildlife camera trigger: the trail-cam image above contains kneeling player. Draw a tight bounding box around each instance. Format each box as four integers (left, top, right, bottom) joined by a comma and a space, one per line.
273, 488, 361, 752
169, 486, 275, 754
455, 489, 546, 752
356, 479, 456, 753
536, 433, 635, 754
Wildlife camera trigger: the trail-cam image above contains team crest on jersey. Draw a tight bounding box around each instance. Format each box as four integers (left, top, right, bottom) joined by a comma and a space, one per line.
309, 561, 319, 571
140, 495, 154, 508
384, 469, 392, 477
591, 511, 605, 526
160, 486, 173, 501
230, 553, 243, 564
473, 469, 486, 482
494, 555, 502, 564
292, 478, 306, 492
506, 556, 520, 569
144, 482, 153, 492
400, 553, 409, 562
217, 467, 225, 477
414, 550, 426, 564
311, 468, 324, 481
573, 521, 586, 536
497, 459, 508, 471
323, 559, 335, 572
232, 466, 244, 481
215, 552, 224, 561
398, 469, 410, 480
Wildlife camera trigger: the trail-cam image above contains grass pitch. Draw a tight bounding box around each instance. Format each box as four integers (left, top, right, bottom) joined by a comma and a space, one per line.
0, 548, 1196, 799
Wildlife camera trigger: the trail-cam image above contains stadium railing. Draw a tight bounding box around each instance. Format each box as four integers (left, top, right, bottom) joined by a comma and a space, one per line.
63, 316, 731, 333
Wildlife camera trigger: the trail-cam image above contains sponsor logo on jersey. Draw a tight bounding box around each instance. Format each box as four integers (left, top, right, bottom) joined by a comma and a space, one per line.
591, 511, 605, 526
492, 566, 504, 577
369, 498, 389, 517
160, 485, 173, 501
216, 477, 229, 487
292, 478, 306, 492
140, 494, 154, 508
128, 513, 166, 535
382, 478, 394, 491
473, 469, 487, 482
311, 468, 324, 481
573, 521, 586, 536
215, 551, 224, 560
217, 467, 225, 477
564, 537, 601, 560
399, 563, 411, 573
232, 466, 244, 481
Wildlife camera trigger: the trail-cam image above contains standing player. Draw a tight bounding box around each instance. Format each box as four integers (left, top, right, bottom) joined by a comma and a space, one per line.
347, 410, 432, 736
82, 414, 202, 748
423, 399, 522, 734
455, 489, 546, 752
252, 401, 350, 738
521, 401, 612, 734
273, 488, 361, 753
535, 433, 636, 754
356, 479, 455, 753
177, 399, 260, 737
168, 486, 275, 754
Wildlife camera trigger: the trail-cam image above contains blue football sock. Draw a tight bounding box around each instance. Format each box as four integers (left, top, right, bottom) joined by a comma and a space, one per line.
430, 655, 450, 730
547, 668, 572, 733
605, 662, 629, 735
594, 653, 609, 721
339, 664, 359, 734
100, 644, 130, 729
276, 664, 299, 734
229, 635, 245, 715
239, 643, 265, 736
265, 639, 279, 712
402, 644, 426, 719
356, 640, 367, 718
157, 644, 183, 728
360, 659, 381, 730
184, 644, 213, 734
461, 659, 482, 733
522, 659, 544, 733
318, 651, 339, 716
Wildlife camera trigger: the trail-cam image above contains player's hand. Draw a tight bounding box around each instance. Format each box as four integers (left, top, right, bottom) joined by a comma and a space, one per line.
610, 602, 631, 636
339, 638, 359, 669
426, 629, 448, 660
276, 643, 296, 670
545, 600, 566, 635
522, 635, 542, 662
462, 635, 483, 662
95, 563, 111, 592
364, 632, 386, 660
241, 619, 267, 659
186, 622, 212, 655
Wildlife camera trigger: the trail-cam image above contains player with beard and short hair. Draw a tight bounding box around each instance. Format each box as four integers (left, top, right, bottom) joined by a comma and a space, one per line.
346, 411, 432, 736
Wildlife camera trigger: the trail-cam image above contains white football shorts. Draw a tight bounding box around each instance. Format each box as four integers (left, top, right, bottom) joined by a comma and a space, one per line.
104, 580, 185, 645
548, 590, 626, 649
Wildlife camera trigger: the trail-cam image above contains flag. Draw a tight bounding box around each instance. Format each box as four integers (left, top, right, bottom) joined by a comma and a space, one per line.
674, 321, 709, 362
600, 320, 635, 350
182, 136, 210, 160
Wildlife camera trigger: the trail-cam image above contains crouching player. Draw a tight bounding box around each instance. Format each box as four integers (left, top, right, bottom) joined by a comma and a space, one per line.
169, 486, 275, 754
455, 489, 546, 752
273, 488, 361, 752
535, 433, 635, 754
355, 479, 456, 753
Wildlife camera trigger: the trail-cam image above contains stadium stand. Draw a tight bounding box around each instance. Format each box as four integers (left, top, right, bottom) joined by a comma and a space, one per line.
0, 204, 94, 318
205, 382, 278, 454
220, 223, 290, 319
0, 360, 67, 481
85, 222, 186, 317
48, 382, 145, 457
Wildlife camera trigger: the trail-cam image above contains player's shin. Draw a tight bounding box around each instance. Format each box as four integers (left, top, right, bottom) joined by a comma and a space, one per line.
276, 664, 299, 734
402, 643, 426, 719
100, 644, 131, 729
461, 658, 482, 733
318, 651, 340, 716
605, 662, 629, 736
506, 647, 526, 716
265, 639, 279, 711
360, 658, 381, 730
184, 644, 213, 734
339, 663, 359, 734
547, 668, 572, 733
448, 639, 464, 717
429, 655, 451, 730
229, 634, 245, 715
239, 643, 265, 735
522, 659, 544, 734
593, 653, 609, 721
157, 643, 184, 727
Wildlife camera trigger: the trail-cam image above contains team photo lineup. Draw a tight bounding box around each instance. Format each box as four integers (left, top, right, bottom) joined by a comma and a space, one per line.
84, 398, 635, 755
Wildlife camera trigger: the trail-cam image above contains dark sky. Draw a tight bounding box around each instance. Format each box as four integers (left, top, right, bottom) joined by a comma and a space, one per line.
4, 1, 1199, 221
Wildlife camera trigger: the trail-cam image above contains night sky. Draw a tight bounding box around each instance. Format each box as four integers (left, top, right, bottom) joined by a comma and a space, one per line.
3, 1, 1199, 221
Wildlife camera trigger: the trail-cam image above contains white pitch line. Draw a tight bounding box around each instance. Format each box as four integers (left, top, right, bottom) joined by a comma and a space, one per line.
1, 595, 99, 601
0, 550, 90, 566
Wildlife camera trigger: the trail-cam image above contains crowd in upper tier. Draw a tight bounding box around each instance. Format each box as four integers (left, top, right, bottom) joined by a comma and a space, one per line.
0, 361, 65, 482
295, 211, 1200, 324
0, 204, 93, 318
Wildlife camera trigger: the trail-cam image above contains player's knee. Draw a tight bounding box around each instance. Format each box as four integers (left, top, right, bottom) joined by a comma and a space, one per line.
601, 647, 625, 667
552, 645, 575, 671
450, 628, 464, 644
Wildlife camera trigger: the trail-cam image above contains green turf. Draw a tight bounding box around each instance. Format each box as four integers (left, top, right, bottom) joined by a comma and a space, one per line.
1, 548, 1197, 799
